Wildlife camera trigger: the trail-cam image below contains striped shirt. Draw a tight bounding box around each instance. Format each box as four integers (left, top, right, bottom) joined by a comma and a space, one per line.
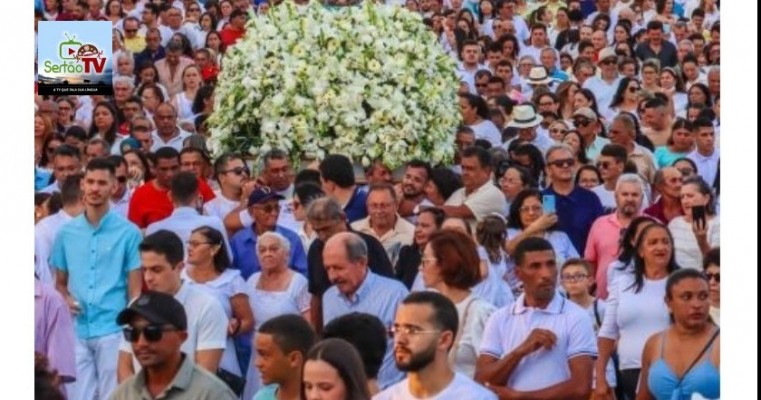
323, 271, 409, 389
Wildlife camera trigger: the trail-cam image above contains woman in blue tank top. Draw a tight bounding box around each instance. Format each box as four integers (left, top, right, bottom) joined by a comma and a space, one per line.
637, 269, 720, 400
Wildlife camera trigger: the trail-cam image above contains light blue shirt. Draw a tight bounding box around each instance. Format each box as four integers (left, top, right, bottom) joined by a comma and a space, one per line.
35, 168, 52, 192
585, 135, 612, 162
253, 384, 278, 400
50, 211, 142, 340
322, 271, 409, 389
145, 206, 232, 260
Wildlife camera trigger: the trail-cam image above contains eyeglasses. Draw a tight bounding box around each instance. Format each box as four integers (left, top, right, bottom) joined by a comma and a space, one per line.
253, 204, 279, 214
601, 58, 617, 65
519, 205, 542, 214
125, 28, 138, 33
123, 325, 177, 343
561, 273, 588, 282
222, 167, 248, 176
387, 325, 441, 339
628, 86, 640, 93
573, 118, 591, 127
187, 240, 213, 248
549, 128, 567, 135
597, 161, 612, 170
548, 158, 575, 168
116, 176, 128, 183
705, 272, 720, 283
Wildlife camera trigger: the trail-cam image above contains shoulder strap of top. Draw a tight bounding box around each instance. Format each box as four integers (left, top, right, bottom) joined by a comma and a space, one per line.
677, 328, 720, 385
660, 331, 667, 357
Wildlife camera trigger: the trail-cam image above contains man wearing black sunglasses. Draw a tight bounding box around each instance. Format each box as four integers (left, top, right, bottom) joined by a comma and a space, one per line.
112, 291, 236, 399
107, 155, 132, 219
582, 48, 621, 117
572, 107, 609, 161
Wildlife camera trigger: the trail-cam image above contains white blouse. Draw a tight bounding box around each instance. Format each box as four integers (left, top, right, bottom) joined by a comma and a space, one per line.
668, 216, 720, 270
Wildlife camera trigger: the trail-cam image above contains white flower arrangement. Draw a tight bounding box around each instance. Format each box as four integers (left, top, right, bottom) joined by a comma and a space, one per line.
208, 0, 460, 169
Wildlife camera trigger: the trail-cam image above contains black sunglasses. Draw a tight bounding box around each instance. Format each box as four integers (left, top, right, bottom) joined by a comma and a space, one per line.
705, 272, 720, 283
601, 58, 617, 65
116, 176, 128, 183
548, 158, 575, 168
223, 166, 249, 176
123, 325, 177, 343
628, 86, 640, 93
573, 118, 591, 127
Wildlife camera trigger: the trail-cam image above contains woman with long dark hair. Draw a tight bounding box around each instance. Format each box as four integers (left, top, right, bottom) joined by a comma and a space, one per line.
654, 118, 695, 168
303, 338, 371, 400
394, 208, 445, 289
609, 77, 642, 118
668, 176, 720, 271
88, 102, 122, 151
596, 223, 678, 400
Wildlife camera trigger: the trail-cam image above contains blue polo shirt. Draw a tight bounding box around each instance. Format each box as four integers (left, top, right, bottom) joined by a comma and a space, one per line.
323, 271, 409, 389
344, 187, 368, 223
541, 186, 604, 254
35, 167, 52, 191
50, 211, 142, 340
229, 224, 307, 280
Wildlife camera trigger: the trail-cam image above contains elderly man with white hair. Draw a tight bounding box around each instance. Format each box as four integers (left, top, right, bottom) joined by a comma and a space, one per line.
584, 173, 646, 299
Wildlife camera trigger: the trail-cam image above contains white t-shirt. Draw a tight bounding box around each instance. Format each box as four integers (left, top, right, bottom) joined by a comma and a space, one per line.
450, 295, 496, 378
598, 274, 670, 370
373, 372, 497, 400
34, 210, 75, 284
469, 120, 503, 147
479, 293, 597, 391
445, 181, 508, 230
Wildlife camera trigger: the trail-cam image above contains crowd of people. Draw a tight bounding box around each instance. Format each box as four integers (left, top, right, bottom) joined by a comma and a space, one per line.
34, 0, 721, 399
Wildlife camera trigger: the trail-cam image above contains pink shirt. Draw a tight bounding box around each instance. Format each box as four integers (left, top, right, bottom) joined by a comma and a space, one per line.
584, 213, 627, 300
35, 280, 77, 382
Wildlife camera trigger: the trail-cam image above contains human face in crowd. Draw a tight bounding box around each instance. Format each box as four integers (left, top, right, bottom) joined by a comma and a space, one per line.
93, 105, 115, 132
574, 65, 594, 87
530, 28, 547, 47
165, 49, 182, 68
303, 360, 347, 400
255, 332, 296, 387
123, 100, 143, 121
185, 3, 202, 21
44, 138, 62, 162
687, 86, 708, 105
473, 74, 490, 96
695, 126, 715, 154
545, 148, 575, 184
460, 155, 491, 192
186, 231, 219, 266
263, 158, 293, 191
392, 303, 448, 372
141, 88, 162, 113
637, 225, 672, 269
420, 243, 443, 289
647, 27, 663, 45
141, 249, 181, 294
85, 142, 108, 163
323, 238, 367, 297
461, 44, 480, 66
679, 182, 710, 220
39, 101, 59, 125
517, 248, 557, 303
127, 315, 187, 369
256, 234, 289, 273
154, 157, 180, 188
518, 194, 543, 227
180, 152, 206, 178
310, 214, 346, 243
673, 160, 696, 178
705, 262, 720, 306
219, 157, 248, 191
676, 42, 692, 63
220, 0, 233, 17
441, 217, 470, 236
250, 199, 280, 232
625, 80, 641, 102
486, 50, 503, 70
54, 155, 81, 183
125, 152, 146, 177
615, 181, 643, 217
659, 167, 683, 199
497, 0, 514, 19
165, 7, 183, 29
572, 92, 592, 111
34, 115, 47, 138
63, 136, 85, 155
596, 0, 611, 12
153, 105, 178, 136
112, 162, 128, 198
562, 130, 582, 153
366, 162, 393, 186
500, 167, 526, 201
643, 106, 666, 130
548, 121, 567, 142
577, 168, 600, 189
671, 125, 695, 152
132, 129, 153, 151
708, 70, 720, 96
194, 51, 211, 70
681, 61, 699, 83
123, 20, 139, 39
607, 119, 634, 147
458, 97, 478, 124
114, 80, 133, 102
495, 65, 513, 85
516, 125, 538, 142
659, 71, 676, 90
560, 264, 593, 298
413, 211, 438, 248
591, 30, 607, 51
619, 61, 636, 78
579, 25, 593, 41
597, 155, 623, 183
667, 276, 710, 329
145, 31, 161, 51
614, 25, 628, 44
140, 67, 158, 85
536, 95, 558, 114
367, 189, 397, 228
82, 167, 115, 208
402, 166, 428, 199
182, 66, 202, 91
539, 50, 556, 72
57, 100, 73, 124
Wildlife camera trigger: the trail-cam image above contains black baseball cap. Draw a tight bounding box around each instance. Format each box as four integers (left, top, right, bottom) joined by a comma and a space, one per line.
116, 291, 187, 330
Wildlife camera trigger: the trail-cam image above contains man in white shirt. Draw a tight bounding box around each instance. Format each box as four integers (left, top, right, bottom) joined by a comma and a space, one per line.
116, 230, 227, 382
582, 48, 621, 114
35, 174, 84, 284
475, 237, 596, 398
204, 153, 252, 222
108, 155, 132, 218
460, 93, 503, 146
375, 291, 498, 400
396, 160, 433, 224
688, 117, 719, 186
150, 103, 191, 152
351, 183, 415, 266
440, 146, 507, 229
457, 41, 489, 94
495, 0, 529, 44
519, 24, 551, 64
503, 104, 555, 155
146, 171, 232, 259
592, 144, 628, 212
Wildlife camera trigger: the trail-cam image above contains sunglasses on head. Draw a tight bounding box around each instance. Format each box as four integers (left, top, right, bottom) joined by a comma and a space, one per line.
548, 158, 574, 168
123, 324, 177, 343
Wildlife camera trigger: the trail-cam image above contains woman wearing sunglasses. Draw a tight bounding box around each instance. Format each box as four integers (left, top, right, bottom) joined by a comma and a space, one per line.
702, 247, 720, 326
608, 77, 643, 121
